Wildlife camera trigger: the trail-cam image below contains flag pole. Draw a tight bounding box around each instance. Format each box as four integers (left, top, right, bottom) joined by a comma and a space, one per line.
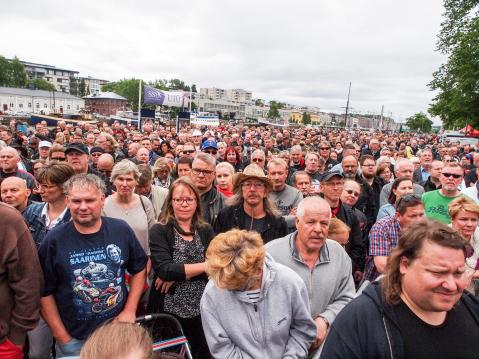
138, 79, 142, 130
189, 86, 192, 113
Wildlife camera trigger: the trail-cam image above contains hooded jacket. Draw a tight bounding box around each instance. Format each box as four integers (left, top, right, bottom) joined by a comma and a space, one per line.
200, 254, 316, 359
321, 282, 479, 359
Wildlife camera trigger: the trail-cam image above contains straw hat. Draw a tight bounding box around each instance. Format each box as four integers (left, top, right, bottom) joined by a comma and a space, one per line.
233, 164, 272, 192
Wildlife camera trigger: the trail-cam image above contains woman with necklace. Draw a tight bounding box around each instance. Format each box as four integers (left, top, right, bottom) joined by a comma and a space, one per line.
103, 159, 155, 256
147, 177, 214, 359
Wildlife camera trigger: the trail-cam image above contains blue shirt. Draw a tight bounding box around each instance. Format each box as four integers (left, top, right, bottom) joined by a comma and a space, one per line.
39, 217, 147, 339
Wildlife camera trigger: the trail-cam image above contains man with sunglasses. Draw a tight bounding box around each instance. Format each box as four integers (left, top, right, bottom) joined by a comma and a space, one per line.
363, 194, 424, 282
201, 140, 218, 159
422, 162, 464, 224
182, 143, 197, 159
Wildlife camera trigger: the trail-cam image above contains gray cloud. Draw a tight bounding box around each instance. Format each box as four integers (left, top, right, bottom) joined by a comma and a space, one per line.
2, 0, 446, 123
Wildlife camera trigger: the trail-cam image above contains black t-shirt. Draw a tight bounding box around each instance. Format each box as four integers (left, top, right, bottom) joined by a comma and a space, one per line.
393, 299, 479, 359
39, 217, 147, 339
242, 212, 268, 235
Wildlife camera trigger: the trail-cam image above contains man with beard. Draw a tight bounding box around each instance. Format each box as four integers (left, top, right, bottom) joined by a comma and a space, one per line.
422, 162, 464, 224
215, 164, 288, 243
266, 196, 355, 355
341, 155, 359, 180
293, 171, 312, 197
267, 158, 303, 229
355, 155, 385, 229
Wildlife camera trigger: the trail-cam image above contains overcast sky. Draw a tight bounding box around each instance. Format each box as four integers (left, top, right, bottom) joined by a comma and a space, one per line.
3, 0, 446, 123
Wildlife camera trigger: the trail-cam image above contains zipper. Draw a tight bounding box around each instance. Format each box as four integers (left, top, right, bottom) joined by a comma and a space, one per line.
382, 315, 394, 359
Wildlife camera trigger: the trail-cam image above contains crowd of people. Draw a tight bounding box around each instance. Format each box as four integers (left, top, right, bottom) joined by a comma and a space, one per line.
1, 117, 479, 359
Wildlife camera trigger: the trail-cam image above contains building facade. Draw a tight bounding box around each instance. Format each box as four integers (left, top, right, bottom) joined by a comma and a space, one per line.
0, 87, 84, 114
83, 92, 128, 116
21, 61, 79, 93
79, 76, 109, 95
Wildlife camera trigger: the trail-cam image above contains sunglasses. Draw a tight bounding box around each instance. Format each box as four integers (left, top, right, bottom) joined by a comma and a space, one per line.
441, 172, 462, 179
252, 158, 264, 163
345, 189, 360, 197
51, 157, 66, 161
183, 150, 195, 154
320, 147, 330, 150
396, 194, 422, 207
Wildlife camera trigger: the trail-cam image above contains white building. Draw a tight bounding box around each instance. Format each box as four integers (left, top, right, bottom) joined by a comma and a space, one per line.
20, 61, 79, 93
226, 89, 252, 103
79, 76, 109, 95
200, 87, 226, 100
0, 87, 84, 115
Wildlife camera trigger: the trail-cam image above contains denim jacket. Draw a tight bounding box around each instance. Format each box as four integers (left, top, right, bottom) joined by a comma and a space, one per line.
23, 202, 71, 248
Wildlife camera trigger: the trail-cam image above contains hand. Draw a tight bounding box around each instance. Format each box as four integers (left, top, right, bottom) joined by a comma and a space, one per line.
115, 309, 136, 323
311, 317, 328, 350
354, 271, 364, 283
155, 277, 175, 293
56, 334, 73, 345
289, 207, 297, 216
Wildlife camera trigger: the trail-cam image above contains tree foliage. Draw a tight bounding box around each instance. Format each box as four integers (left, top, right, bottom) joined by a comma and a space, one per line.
79, 78, 86, 97
405, 112, 433, 132
429, 1, 479, 128
302, 112, 311, 125
0, 56, 28, 88
102, 78, 143, 111
267, 100, 284, 118
33, 78, 55, 91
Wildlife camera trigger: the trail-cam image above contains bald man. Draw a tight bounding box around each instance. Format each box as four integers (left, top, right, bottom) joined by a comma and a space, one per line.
266, 196, 355, 354
1, 176, 31, 213
0, 147, 37, 191
135, 147, 150, 165
96, 153, 115, 196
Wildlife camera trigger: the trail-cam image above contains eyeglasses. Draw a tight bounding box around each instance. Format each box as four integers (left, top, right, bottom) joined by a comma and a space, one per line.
192, 168, 214, 176
242, 181, 265, 189
38, 183, 58, 190
441, 172, 462, 179
183, 150, 195, 154
345, 189, 360, 197
203, 150, 217, 155
90, 153, 102, 157
172, 197, 196, 205
252, 158, 264, 163
320, 147, 330, 150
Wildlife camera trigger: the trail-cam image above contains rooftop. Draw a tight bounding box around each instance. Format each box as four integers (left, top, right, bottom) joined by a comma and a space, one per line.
0, 86, 83, 100
20, 60, 79, 74
83, 92, 128, 101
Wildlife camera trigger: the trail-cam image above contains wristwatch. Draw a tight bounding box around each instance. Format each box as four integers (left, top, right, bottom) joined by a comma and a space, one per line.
319, 316, 329, 328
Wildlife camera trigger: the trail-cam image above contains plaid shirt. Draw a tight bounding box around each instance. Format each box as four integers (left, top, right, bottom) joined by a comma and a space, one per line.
363, 215, 401, 281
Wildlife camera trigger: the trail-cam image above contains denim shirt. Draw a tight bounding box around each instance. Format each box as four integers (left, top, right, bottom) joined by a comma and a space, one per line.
23, 202, 71, 248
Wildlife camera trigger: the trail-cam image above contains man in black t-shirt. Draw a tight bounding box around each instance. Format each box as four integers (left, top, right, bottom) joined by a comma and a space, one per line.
38, 174, 147, 358
322, 220, 479, 359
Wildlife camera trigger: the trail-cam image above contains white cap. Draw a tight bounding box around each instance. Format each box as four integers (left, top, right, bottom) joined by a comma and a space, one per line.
39, 141, 52, 148
192, 130, 202, 137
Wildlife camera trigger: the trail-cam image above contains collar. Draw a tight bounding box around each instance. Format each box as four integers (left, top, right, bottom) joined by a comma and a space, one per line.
41, 203, 68, 227
289, 231, 330, 266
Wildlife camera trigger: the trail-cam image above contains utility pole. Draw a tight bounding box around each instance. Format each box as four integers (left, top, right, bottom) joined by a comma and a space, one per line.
379, 105, 384, 130
344, 82, 351, 128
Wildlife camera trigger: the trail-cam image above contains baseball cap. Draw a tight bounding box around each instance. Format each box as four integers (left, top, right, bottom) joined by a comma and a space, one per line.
65, 143, 89, 155
39, 141, 52, 148
90, 146, 105, 155
201, 140, 218, 150
320, 170, 344, 182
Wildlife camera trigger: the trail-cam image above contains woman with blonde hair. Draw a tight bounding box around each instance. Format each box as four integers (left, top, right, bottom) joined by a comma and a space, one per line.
449, 196, 479, 293
215, 161, 234, 197
103, 159, 156, 255
80, 322, 152, 359
328, 218, 350, 248
152, 157, 173, 189
201, 229, 316, 359
148, 177, 215, 358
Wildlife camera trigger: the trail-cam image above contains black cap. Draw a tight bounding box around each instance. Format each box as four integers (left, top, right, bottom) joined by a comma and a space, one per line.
65, 143, 89, 155
90, 146, 105, 155
320, 170, 344, 182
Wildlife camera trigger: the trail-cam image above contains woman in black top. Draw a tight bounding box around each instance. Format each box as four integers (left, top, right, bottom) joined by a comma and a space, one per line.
148, 177, 214, 359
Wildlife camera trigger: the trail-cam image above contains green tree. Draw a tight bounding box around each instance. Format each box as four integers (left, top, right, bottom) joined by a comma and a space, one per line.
267, 100, 283, 118
102, 78, 143, 111
10, 57, 28, 88
32, 78, 55, 91
405, 112, 433, 132
0, 56, 28, 88
302, 112, 311, 125
429, 0, 479, 128
191, 84, 197, 93
79, 78, 86, 97
255, 99, 264, 106
69, 76, 79, 96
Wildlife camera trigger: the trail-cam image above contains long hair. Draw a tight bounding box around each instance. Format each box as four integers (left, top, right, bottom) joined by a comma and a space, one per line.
227, 187, 281, 218
382, 220, 466, 305
158, 177, 207, 228
388, 176, 412, 205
